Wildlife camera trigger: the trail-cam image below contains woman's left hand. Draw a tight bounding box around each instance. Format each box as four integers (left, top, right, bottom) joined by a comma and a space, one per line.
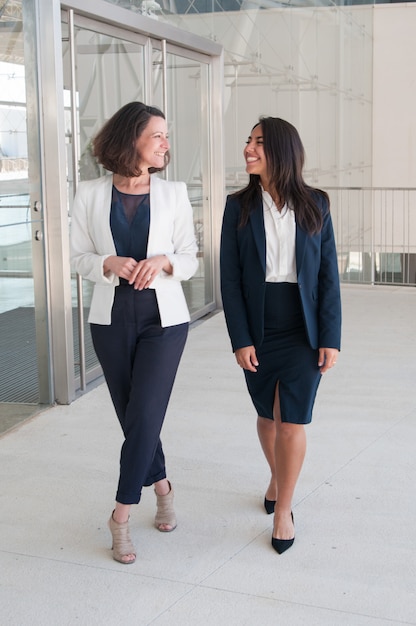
318, 347, 339, 373
130, 255, 172, 290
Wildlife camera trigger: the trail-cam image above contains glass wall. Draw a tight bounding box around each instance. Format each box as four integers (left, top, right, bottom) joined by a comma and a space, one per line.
105, 0, 373, 192
0, 0, 223, 414
0, 0, 50, 411
102, 0, 373, 193
62, 9, 220, 389
109, 1, 416, 286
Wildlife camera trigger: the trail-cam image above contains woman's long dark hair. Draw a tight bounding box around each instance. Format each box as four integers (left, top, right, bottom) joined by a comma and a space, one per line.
233, 117, 327, 234
92, 102, 170, 177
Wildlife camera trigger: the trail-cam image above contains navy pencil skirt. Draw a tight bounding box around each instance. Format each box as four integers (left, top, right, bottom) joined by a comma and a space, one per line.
90, 285, 188, 505
244, 282, 321, 424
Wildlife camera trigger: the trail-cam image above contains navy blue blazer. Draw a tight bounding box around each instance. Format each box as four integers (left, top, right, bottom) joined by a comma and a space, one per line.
220, 192, 341, 353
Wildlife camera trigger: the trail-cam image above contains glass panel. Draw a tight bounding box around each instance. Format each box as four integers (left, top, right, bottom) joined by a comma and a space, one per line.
62, 18, 147, 384
0, 216, 39, 403
62, 23, 146, 192
163, 51, 214, 316
0, 0, 49, 409
152, 47, 164, 109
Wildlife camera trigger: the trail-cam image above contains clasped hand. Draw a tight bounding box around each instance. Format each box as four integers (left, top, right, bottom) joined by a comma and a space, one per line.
104, 255, 171, 290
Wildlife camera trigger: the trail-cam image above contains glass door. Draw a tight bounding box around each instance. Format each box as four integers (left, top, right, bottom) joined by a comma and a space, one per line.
0, 0, 50, 425
0, 0, 222, 414
152, 44, 214, 319
63, 11, 219, 391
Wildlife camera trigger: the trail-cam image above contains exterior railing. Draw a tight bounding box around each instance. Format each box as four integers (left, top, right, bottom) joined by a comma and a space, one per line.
2, 186, 416, 286
0, 158, 29, 174
326, 187, 416, 287
226, 184, 416, 287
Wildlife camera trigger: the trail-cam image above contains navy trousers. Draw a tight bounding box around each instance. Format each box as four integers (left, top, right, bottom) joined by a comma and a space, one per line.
90, 285, 188, 505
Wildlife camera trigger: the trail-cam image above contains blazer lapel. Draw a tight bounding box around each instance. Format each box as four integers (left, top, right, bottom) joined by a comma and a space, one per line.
295, 220, 307, 275
98, 174, 117, 255
249, 198, 266, 272
147, 175, 172, 257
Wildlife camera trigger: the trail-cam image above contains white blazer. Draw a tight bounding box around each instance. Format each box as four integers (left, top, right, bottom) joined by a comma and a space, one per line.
70, 173, 198, 326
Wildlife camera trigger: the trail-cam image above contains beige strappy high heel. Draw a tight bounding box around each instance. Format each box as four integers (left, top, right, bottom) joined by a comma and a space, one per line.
154, 482, 177, 532
108, 512, 136, 564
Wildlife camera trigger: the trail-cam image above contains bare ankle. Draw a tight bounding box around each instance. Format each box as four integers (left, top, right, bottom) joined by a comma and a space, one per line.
154, 479, 171, 497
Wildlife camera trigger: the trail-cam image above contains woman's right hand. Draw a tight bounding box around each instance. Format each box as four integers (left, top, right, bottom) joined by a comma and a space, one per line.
234, 346, 259, 372
103, 255, 137, 281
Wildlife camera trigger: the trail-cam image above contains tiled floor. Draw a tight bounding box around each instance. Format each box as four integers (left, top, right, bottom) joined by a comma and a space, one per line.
1, 284, 416, 625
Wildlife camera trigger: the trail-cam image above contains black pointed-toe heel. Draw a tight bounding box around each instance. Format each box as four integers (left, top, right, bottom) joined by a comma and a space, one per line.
271, 536, 294, 554
271, 511, 294, 554
264, 497, 276, 515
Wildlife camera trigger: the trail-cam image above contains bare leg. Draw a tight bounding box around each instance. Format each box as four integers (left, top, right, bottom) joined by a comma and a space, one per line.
257, 416, 277, 501
113, 502, 131, 524
273, 385, 306, 540
154, 477, 171, 497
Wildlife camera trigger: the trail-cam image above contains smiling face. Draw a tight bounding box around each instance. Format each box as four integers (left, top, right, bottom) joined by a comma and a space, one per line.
135, 115, 170, 172
244, 123, 269, 185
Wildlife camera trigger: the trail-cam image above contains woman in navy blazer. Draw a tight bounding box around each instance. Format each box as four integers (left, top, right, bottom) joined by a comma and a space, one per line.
220, 117, 341, 554
71, 103, 198, 564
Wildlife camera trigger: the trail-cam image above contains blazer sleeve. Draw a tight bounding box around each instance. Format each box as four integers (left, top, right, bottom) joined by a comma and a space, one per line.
70, 180, 118, 286
317, 201, 342, 350
162, 182, 198, 281
220, 196, 254, 352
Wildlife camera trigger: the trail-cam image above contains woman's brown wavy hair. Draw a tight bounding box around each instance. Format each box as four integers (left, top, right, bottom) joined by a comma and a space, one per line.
92, 102, 170, 177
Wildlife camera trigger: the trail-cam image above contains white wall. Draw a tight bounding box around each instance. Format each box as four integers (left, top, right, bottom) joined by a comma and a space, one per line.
373, 4, 416, 188
167, 5, 374, 190
169, 3, 416, 191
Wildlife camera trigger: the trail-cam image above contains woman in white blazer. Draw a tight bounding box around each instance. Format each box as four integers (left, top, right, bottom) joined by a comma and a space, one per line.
70, 102, 198, 564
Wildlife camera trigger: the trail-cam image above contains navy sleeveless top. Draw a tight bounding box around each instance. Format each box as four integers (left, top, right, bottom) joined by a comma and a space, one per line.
110, 185, 150, 260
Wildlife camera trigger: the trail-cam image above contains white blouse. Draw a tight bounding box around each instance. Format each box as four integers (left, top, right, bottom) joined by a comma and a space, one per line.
262, 189, 297, 283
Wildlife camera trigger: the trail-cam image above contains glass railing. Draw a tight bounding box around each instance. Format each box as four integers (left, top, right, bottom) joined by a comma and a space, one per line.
224, 184, 416, 287
326, 187, 416, 286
